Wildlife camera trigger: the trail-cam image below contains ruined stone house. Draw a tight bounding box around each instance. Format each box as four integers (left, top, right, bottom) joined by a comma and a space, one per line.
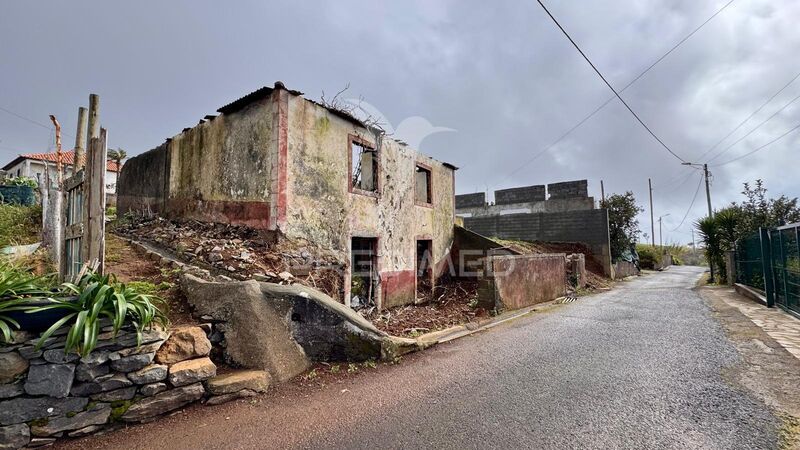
118, 82, 457, 309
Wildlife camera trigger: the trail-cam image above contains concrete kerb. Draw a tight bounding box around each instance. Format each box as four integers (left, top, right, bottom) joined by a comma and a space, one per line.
414, 299, 565, 348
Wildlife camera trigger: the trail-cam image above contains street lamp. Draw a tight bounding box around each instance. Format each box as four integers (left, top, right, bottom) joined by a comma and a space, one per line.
658, 213, 670, 251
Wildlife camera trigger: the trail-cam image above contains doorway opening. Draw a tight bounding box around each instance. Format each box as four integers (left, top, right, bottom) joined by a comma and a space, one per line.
416, 239, 433, 303
351, 237, 378, 309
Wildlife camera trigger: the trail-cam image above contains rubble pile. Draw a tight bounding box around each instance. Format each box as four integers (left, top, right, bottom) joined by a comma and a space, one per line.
116, 217, 344, 300
363, 279, 487, 337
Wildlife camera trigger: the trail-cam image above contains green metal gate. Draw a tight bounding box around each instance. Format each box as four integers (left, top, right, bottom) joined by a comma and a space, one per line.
735, 223, 800, 317
769, 224, 800, 316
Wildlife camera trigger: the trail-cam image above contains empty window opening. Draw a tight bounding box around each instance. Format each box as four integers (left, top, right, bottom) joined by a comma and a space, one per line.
416, 239, 433, 303
351, 140, 378, 192
415, 165, 432, 205
351, 237, 378, 309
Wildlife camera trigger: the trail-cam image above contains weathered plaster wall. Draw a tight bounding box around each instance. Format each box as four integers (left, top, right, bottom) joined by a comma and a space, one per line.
166, 98, 276, 229
120, 96, 277, 229
284, 95, 455, 309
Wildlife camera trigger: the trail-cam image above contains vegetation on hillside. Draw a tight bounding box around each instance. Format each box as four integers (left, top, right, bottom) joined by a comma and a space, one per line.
0, 204, 42, 247
601, 192, 644, 260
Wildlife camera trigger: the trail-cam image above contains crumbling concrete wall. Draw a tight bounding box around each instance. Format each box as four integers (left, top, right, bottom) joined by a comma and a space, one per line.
614, 260, 639, 278
284, 95, 456, 309
480, 254, 566, 310
119, 93, 277, 229
166, 99, 276, 229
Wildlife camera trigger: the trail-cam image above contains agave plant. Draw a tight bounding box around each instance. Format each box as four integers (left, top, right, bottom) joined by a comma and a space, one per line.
0, 263, 53, 343
29, 271, 169, 357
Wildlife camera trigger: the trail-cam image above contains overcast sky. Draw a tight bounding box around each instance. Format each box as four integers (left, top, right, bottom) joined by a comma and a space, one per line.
2, 0, 799, 244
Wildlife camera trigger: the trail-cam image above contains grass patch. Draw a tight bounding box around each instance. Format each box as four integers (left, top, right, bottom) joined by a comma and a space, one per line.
0, 204, 41, 247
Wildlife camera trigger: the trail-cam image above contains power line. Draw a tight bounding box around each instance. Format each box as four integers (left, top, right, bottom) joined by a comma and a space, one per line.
504, 0, 734, 181
0, 106, 54, 131
712, 122, 800, 166
671, 172, 704, 231
706, 91, 800, 162
694, 69, 800, 162
652, 166, 700, 191
535, 0, 687, 163
0, 105, 75, 140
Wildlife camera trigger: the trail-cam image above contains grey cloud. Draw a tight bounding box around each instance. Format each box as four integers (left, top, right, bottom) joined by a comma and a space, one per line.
0, 0, 797, 243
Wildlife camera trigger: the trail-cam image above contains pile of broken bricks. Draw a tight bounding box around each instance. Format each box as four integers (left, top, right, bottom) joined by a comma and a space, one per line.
0, 323, 270, 449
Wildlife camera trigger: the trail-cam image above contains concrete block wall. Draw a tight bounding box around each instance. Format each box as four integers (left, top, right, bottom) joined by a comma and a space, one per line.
462, 209, 612, 276
455, 192, 486, 209
547, 180, 588, 199
494, 185, 545, 205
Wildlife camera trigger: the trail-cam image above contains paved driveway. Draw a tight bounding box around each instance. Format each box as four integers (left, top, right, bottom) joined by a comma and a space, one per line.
61, 266, 779, 449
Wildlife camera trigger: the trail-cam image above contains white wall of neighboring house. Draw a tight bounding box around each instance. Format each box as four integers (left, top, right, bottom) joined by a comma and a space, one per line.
4, 159, 119, 194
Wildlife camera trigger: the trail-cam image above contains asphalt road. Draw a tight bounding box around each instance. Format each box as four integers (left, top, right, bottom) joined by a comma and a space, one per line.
62, 266, 780, 450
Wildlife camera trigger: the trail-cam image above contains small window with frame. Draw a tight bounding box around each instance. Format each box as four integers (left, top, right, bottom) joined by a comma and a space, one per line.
350, 136, 379, 195
415, 164, 432, 206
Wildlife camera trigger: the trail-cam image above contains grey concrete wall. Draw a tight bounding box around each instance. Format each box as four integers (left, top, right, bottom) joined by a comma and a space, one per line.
456, 196, 594, 218
455, 192, 485, 209
494, 185, 545, 205
462, 209, 612, 276
118, 142, 169, 215
480, 254, 566, 310
547, 180, 588, 199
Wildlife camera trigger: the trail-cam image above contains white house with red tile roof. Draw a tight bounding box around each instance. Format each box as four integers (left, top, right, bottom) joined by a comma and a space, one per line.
2, 150, 121, 195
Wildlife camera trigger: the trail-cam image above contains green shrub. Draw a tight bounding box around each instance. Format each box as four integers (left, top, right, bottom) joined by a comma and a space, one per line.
3, 177, 38, 189
0, 263, 53, 342
636, 244, 659, 269
0, 204, 42, 247
29, 271, 169, 356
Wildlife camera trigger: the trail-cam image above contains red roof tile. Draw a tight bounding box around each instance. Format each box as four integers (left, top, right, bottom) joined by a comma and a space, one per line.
19, 150, 121, 172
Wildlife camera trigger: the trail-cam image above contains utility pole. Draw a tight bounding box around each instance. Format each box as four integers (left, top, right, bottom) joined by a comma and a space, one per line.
649, 178, 655, 247
683, 162, 715, 279
658, 213, 670, 252
600, 180, 606, 205
703, 163, 713, 218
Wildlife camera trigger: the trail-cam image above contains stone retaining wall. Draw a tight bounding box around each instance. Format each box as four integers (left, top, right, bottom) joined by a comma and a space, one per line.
0, 323, 269, 449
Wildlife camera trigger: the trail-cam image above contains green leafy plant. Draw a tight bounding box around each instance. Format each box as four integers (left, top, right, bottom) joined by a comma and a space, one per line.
0, 263, 52, 342
29, 271, 168, 356
3, 176, 38, 189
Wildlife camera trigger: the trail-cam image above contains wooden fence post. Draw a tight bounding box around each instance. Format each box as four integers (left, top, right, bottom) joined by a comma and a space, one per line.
85, 128, 107, 274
